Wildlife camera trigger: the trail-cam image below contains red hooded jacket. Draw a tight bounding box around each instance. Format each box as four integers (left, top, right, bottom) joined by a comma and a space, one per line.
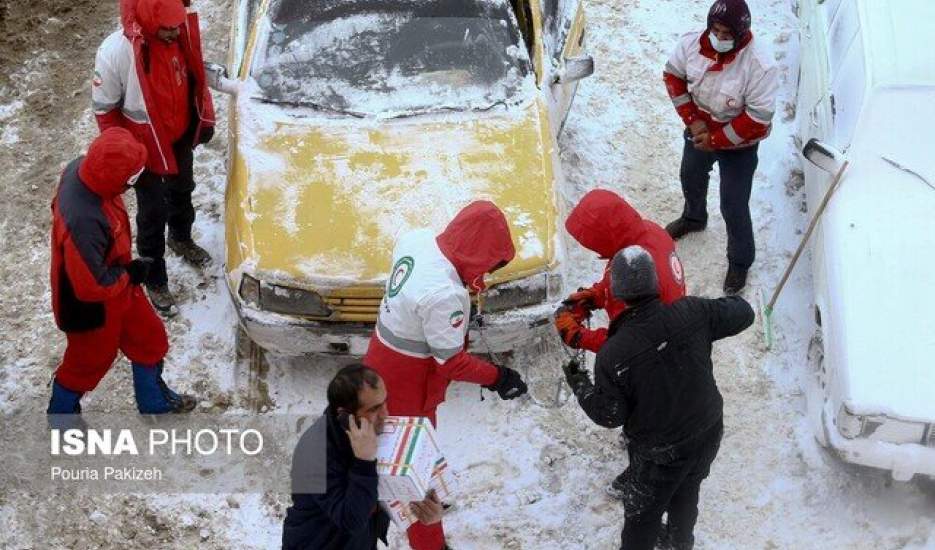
565, 190, 686, 352
92, 0, 215, 175
364, 201, 516, 420
51, 128, 148, 331
436, 200, 516, 292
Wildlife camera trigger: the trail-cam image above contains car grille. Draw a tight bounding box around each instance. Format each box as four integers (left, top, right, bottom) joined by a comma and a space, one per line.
927, 424, 935, 448
323, 288, 383, 323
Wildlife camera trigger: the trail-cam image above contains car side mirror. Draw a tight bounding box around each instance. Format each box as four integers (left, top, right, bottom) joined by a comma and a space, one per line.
205, 62, 238, 95
803, 138, 846, 175
553, 55, 594, 85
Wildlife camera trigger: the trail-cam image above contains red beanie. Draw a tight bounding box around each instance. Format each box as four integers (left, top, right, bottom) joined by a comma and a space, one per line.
78, 128, 148, 198
136, 0, 186, 38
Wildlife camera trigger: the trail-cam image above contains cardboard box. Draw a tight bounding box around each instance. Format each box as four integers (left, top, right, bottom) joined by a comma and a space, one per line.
376, 416, 458, 529
375, 416, 441, 501
379, 468, 459, 530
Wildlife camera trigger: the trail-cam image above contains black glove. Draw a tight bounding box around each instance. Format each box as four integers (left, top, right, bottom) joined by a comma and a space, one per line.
126, 257, 154, 285
562, 359, 591, 393
197, 125, 215, 145
484, 366, 528, 400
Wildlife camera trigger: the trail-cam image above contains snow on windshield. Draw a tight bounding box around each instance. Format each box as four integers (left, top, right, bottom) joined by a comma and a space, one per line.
252, 0, 532, 117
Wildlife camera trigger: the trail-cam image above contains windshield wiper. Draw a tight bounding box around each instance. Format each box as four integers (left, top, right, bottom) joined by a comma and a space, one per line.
387, 99, 511, 120
253, 96, 366, 119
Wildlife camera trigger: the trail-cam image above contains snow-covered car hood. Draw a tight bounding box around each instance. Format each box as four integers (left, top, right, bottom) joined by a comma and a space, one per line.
224, 96, 559, 289
817, 86, 935, 422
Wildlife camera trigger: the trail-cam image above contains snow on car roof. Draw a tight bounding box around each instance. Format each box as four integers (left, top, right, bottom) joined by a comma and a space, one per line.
861, 0, 935, 88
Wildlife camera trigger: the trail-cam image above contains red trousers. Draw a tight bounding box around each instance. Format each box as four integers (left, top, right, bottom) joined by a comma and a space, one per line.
56, 286, 168, 392
364, 337, 447, 549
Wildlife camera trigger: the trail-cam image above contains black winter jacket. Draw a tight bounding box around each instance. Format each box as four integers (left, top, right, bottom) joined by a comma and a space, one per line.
572, 296, 754, 454
283, 408, 389, 550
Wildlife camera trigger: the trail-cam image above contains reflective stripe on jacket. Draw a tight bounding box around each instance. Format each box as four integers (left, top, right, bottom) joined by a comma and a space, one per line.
91, 4, 215, 175
663, 31, 778, 149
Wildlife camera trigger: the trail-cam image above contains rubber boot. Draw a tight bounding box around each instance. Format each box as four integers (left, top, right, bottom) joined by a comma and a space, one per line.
47, 379, 83, 414
132, 362, 197, 414
47, 379, 87, 431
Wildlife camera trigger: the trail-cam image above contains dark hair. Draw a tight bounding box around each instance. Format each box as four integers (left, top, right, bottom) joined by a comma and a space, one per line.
327, 364, 381, 413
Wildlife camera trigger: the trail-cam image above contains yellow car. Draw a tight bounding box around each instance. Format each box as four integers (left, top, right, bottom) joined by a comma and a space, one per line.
208, 0, 592, 357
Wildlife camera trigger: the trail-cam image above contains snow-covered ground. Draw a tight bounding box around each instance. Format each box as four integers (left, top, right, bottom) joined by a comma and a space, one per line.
1, 0, 934, 548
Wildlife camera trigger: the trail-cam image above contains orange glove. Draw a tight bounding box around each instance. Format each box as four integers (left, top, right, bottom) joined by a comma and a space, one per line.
554, 307, 584, 348
563, 288, 597, 321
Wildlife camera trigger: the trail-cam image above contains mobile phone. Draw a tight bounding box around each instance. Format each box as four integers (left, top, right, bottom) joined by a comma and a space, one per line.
337, 411, 360, 431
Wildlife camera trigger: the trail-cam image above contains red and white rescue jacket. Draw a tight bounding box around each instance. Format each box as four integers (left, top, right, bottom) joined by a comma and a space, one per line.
364, 201, 515, 420
365, 229, 501, 419
91, 1, 214, 176
664, 31, 779, 149
565, 190, 686, 352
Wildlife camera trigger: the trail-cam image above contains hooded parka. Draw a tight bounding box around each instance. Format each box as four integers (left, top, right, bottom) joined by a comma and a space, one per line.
50, 128, 169, 392
92, 0, 215, 175
565, 190, 686, 352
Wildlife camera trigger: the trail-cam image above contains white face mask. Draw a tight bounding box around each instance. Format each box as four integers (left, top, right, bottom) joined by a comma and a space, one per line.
709, 32, 735, 53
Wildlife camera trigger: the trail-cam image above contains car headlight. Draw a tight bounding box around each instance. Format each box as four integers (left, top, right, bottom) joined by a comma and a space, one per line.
836, 404, 927, 444
238, 274, 332, 317
239, 274, 261, 306
482, 272, 562, 313
836, 404, 863, 439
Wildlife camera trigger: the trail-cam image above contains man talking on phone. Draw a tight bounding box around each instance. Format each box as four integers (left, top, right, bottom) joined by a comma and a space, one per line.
283, 364, 443, 550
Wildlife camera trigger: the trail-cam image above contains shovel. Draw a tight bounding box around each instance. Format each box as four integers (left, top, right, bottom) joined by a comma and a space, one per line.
760, 139, 849, 349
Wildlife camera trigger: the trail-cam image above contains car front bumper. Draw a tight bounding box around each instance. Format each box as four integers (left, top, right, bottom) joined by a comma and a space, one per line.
231, 287, 557, 358
823, 411, 935, 481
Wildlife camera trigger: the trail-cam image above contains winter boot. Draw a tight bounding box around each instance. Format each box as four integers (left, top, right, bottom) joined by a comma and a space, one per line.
132, 362, 197, 414
605, 471, 627, 500
664, 217, 706, 240
167, 237, 211, 268
147, 284, 178, 317
723, 264, 748, 295
47, 379, 83, 414
47, 379, 88, 431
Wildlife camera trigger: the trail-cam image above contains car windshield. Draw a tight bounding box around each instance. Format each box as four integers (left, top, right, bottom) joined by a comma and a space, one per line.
252, 0, 532, 117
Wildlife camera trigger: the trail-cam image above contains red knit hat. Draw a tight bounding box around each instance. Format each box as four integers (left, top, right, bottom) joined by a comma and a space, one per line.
707, 0, 752, 40
136, 0, 187, 38
78, 128, 148, 198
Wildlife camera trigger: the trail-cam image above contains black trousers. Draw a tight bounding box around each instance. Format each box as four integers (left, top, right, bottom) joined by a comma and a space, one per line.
134, 136, 196, 287
679, 131, 759, 269
619, 421, 723, 550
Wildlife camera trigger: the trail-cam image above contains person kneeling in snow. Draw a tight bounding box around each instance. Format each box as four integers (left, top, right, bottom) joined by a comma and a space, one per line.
283, 365, 442, 550
48, 127, 196, 416
364, 200, 528, 550
563, 245, 753, 550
